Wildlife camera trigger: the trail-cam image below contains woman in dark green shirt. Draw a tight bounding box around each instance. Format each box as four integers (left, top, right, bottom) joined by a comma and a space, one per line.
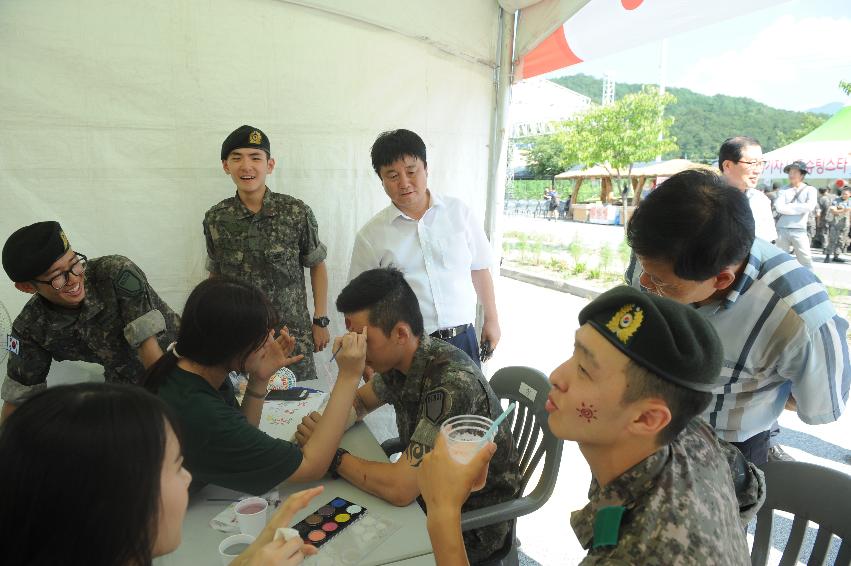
146, 277, 364, 495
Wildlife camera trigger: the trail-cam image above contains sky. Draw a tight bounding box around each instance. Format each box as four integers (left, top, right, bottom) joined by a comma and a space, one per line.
550, 0, 851, 113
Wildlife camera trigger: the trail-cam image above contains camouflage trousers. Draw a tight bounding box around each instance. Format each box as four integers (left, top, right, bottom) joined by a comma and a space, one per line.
463, 519, 513, 564
825, 217, 849, 257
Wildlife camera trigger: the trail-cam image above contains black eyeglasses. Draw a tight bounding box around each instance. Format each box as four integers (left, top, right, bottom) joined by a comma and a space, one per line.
736, 159, 767, 169
32, 254, 88, 290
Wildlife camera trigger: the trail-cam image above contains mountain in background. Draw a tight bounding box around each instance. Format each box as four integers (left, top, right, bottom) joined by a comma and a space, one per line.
550, 74, 827, 162
807, 101, 844, 115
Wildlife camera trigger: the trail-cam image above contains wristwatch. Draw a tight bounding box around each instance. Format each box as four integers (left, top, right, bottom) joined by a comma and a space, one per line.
312, 316, 330, 328
329, 447, 349, 478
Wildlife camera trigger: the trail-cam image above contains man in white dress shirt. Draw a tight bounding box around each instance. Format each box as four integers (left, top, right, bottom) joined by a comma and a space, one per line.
348, 129, 500, 367
718, 136, 777, 243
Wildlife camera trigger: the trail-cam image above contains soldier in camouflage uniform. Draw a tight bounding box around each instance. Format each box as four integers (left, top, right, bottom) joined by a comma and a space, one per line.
204, 125, 330, 381
295, 268, 520, 564
824, 188, 850, 263
1, 221, 179, 419
418, 286, 765, 565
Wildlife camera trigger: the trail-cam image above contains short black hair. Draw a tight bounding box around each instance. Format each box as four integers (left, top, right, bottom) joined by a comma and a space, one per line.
336, 267, 424, 337
627, 169, 755, 280
370, 129, 427, 176
622, 361, 712, 445
718, 136, 760, 173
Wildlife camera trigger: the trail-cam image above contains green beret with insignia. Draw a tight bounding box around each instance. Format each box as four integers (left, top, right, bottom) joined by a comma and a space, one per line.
221, 125, 271, 160
2, 221, 71, 282
578, 286, 724, 392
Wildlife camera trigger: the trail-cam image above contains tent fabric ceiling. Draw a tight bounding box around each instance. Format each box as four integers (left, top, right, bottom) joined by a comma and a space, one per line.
0, 0, 504, 358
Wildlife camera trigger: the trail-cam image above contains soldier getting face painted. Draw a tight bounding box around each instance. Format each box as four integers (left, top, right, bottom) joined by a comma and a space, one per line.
294, 268, 521, 564
1, 221, 179, 421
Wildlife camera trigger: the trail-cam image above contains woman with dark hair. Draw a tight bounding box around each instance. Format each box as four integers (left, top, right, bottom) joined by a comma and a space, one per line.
0, 382, 324, 566
145, 277, 364, 495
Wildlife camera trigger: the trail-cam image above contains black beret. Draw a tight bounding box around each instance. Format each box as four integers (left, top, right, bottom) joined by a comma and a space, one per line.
221, 125, 271, 160
578, 286, 724, 392
2, 221, 71, 282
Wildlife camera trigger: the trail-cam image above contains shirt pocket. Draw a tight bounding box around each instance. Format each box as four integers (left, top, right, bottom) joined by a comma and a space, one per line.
435, 233, 472, 271
264, 246, 300, 285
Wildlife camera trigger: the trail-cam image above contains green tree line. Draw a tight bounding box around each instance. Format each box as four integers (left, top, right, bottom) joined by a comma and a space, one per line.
549, 74, 828, 162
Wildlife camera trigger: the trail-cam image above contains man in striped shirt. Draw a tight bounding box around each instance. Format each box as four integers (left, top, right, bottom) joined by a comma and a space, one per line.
625, 169, 850, 465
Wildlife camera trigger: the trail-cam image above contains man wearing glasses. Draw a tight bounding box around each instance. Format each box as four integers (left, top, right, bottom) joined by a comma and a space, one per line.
0, 221, 179, 421
718, 136, 777, 243
625, 170, 849, 466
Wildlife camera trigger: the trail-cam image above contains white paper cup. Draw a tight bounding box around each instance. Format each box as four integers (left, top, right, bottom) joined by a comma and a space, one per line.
234, 497, 268, 537
440, 415, 494, 464
218, 533, 255, 566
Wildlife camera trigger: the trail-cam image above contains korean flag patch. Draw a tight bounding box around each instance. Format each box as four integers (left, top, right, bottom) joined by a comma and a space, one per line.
6, 335, 20, 356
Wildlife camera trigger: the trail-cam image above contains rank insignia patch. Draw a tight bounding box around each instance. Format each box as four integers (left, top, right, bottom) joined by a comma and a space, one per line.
115, 269, 143, 297
424, 388, 451, 424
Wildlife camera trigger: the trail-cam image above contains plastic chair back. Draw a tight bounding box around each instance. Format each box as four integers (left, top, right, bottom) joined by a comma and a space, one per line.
751, 460, 851, 566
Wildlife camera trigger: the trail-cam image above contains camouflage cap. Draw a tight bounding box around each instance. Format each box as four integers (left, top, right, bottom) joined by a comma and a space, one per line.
221, 125, 271, 160
2, 221, 71, 282
578, 286, 724, 392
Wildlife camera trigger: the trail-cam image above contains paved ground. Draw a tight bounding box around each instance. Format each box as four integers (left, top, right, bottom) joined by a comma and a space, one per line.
503, 215, 851, 291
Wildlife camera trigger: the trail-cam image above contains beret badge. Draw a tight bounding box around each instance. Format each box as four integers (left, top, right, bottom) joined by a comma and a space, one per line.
249, 130, 263, 145
605, 304, 643, 344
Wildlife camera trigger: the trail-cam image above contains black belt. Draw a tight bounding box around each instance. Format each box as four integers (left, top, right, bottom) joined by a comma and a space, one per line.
430, 323, 472, 340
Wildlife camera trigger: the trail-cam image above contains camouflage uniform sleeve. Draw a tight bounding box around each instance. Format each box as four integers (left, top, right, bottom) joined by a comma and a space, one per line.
203, 216, 220, 274
2, 324, 51, 404
106, 257, 168, 349
410, 370, 478, 449
299, 205, 327, 268
370, 373, 393, 405
719, 437, 766, 524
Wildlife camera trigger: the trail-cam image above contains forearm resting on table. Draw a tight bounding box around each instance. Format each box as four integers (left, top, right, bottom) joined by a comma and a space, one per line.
337, 455, 419, 507
427, 508, 470, 566
289, 371, 361, 482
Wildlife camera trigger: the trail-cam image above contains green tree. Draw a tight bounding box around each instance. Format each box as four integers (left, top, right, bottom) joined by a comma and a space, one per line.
522, 117, 589, 179
777, 113, 827, 146
840, 80, 851, 96
575, 86, 678, 228
551, 74, 829, 160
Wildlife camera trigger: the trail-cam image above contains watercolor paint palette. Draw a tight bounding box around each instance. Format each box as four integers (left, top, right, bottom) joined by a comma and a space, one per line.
291, 497, 366, 549
303, 509, 401, 566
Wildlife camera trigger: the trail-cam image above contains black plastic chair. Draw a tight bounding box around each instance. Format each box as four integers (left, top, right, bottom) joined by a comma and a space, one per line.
460, 366, 564, 566
751, 460, 851, 566
380, 366, 563, 566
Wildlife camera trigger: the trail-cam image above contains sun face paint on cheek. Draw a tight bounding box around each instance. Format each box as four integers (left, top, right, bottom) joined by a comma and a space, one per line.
576, 402, 598, 423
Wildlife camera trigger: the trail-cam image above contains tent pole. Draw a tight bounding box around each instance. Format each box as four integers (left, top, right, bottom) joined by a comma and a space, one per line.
479, 7, 515, 341
484, 7, 515, 248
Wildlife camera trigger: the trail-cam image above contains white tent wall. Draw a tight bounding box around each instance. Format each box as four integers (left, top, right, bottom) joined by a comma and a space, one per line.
0, 0, 502, 366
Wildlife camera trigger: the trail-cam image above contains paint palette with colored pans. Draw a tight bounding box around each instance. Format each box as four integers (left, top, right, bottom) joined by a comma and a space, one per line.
291, 497, 366, 549
303, 510, 401, 566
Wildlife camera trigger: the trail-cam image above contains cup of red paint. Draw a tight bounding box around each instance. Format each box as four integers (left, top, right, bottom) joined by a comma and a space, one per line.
235, 497, 269, 537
